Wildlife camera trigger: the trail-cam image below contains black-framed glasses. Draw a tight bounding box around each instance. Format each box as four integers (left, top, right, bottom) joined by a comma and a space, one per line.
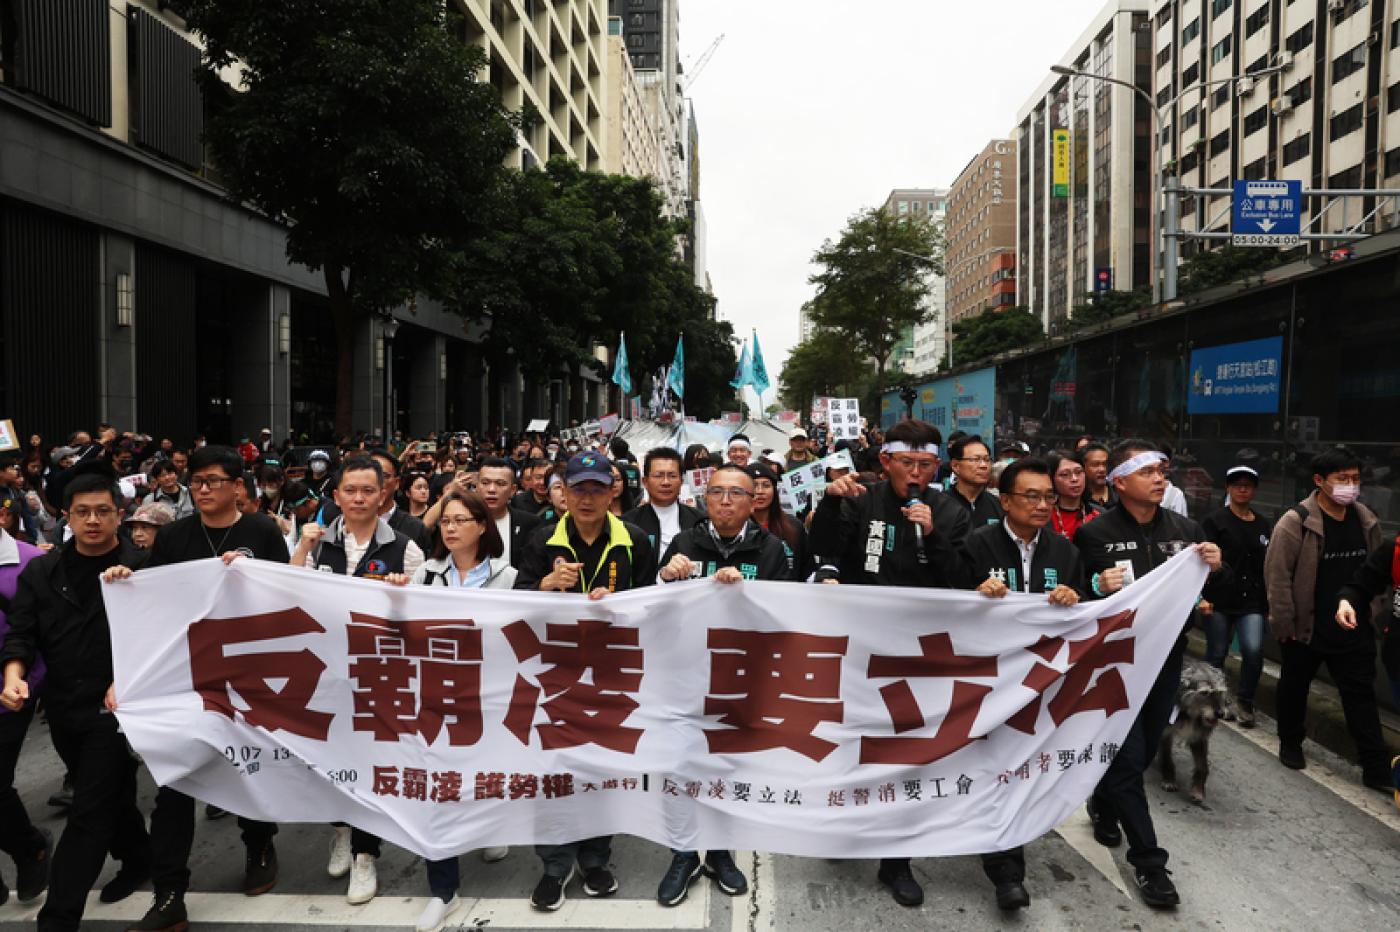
189, 476, 231, 490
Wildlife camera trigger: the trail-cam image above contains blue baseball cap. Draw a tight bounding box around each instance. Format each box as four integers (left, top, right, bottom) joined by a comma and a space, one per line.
565, 451, 614, 487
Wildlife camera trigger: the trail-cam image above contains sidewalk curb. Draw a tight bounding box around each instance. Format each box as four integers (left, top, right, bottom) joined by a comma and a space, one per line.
1184, 631, 1400, 765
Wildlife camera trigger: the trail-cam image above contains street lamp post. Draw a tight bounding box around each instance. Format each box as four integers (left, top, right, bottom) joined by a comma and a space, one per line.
1050, 61, 1289, 305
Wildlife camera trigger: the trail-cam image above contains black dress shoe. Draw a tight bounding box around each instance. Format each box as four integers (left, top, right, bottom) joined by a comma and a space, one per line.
101, 859, 151, 903
995, 880, 1030, 910
1278, 743, 1306, 770
1135, 868, 1180, 909
1085, 798, 1121, 848
877, 860, 924, 907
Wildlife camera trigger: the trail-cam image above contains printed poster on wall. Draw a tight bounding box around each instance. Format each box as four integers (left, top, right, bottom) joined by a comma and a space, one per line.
1187, 336, 1283, 415
882, 368, 996, 447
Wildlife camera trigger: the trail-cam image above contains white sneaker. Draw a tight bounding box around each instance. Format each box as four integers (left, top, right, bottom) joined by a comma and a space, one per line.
346, 853, 378, 904
327, 826, 352, 878
415, 894, 462, 932
480, 846, 509, 863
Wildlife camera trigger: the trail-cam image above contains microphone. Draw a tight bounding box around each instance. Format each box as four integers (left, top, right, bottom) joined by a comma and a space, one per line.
906, 483, 925, 550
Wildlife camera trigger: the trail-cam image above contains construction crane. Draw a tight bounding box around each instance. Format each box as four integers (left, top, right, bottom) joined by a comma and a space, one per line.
682, 34, 725, 91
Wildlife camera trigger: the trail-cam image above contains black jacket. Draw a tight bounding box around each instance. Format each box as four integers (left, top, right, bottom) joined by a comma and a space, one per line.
387, 507, 432, 555
949, 486, 1006, 530
767, 519, 815, 582
808, 481, 975, 589
514, 513, 656, 594
504, 507, 543, 569
622, 501, 704, 556
1074, 504, 1228, 613
966, 522, 1087, 597
312, 517, 415, 578
510, 489, 551, 516
659, 520, 791, 582
0, 540, 148, 722
1201, 506, 1270, 614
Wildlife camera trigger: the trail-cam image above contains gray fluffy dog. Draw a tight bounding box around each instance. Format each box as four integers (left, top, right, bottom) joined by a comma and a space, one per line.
1158, 660, 1236, 804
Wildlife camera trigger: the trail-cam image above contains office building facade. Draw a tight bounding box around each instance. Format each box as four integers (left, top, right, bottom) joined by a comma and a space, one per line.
1015, 0, 1154, 329
946, 139, 1019, 325
881, 189, 949, 374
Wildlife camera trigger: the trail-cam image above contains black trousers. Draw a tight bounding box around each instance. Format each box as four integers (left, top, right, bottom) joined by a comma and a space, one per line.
1276, 640, 1389, 776
1090, 635, 1185, 873
36, 709, 149, 932
0, 705, 44, 862
980, 848, 1025, 884
149, 786, 277, 895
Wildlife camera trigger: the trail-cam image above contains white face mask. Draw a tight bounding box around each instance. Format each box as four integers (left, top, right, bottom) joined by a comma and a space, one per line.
1328, 482, 1360, 506
310, 462, 327, 475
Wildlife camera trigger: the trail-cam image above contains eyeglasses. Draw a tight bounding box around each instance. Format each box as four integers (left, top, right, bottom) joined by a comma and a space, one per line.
890, 456, 937, 473
439, 516, 478, 528
189, 476, 230, 489
955, 456, 992, 465
706, 488, 754, 501
1008, 491, 1058, 506
71, 506, 118, 520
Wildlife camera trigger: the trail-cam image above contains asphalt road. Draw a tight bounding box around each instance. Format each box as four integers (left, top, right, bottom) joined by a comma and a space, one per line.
2, 709, 1397, 931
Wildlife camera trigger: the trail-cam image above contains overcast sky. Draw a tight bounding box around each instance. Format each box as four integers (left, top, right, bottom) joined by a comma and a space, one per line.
683, 0, 1110, 394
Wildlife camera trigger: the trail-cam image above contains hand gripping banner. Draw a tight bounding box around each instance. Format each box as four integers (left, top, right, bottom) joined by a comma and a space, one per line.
105, 551, 1208, 860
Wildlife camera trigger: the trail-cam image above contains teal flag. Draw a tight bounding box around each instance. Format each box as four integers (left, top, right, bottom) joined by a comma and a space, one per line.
667, 335, 685, 399
750, 331, 771, 396
611, 333, 632, 395
730, 340, 753, 390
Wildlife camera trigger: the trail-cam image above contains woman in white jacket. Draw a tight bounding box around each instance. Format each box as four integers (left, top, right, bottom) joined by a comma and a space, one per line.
404, 489, 514, 930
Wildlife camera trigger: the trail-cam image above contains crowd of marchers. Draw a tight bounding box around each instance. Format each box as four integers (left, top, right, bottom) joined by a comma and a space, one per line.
0, 419, 1397, 932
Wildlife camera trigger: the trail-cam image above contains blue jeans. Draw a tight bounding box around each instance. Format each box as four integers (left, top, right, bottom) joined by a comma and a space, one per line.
1205, 612, 1265, 704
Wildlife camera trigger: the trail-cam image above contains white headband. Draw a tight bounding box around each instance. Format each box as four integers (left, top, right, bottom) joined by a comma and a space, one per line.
727, 439, 752, 452
1108, 450, 1167, 482
882, 442, 940, 456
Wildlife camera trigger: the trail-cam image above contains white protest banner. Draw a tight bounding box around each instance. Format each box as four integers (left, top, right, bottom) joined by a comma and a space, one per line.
597, 413, 621, 436
106, 552, 1207, 861
827, 398, 862, 441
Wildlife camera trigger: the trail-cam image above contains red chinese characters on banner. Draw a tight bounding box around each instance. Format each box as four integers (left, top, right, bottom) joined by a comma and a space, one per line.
502, 619, 644, 752
704, 630, 848, 762
188, 608, 333, 739
346, 613, 483, 745
1006, 610, 1137, 734
861, 633, 998, 765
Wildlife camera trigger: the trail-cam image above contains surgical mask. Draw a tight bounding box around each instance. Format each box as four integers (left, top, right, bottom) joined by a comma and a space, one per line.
310, 462, 327, 475
260, 486, 280, 499
1329, 482, 1360, 505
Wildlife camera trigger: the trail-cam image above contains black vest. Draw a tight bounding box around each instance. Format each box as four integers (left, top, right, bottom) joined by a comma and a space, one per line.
314, 528, 411, 579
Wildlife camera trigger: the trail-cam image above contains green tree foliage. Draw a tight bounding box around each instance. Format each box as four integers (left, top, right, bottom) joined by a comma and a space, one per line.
949, 307, 1044, 366
1177, 244, 1292, 295
1066, 286, 1152, 333
187, 0, 521, 435
778, 326, 873, 415
443, 158, 733, 418
807, 208, 945, 388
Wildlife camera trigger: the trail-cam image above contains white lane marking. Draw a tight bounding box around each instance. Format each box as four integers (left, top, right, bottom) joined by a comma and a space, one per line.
1050, 805, 1133, 900
1222, 719, 1400, 830
1, 890, 712, 929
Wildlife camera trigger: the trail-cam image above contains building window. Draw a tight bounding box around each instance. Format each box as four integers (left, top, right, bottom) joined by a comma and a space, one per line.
1247, 54, 1268, 76
1285, 22, 1314, 55
1282, 134, 1310, 166
1389, 82, 1400, 114
1181, 150, 1198, 173
1332, 44, 1366, 84
1289, 77, 1312, 106
1157, 83, 1174, 106
1245, 5, 1270, 37
1242, 157, 1267, 180
1392, 18, 1400, 50
1211, 36, 1232, 65
1386, 146, 1400, 178
1182, 17, 1200, 43
1211, 0, 1231, 17
1209, 129, 1230, 156
1183, 61, 1200, 87
1157, 46, 1172, 68
1183, 105, 1199, 129
1212, 84, 1230, 109
1329, 103, 1364, 141
1243, 106, 1268, 136
1328, 165, 1362, 190
1156, 4, 1172, 27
